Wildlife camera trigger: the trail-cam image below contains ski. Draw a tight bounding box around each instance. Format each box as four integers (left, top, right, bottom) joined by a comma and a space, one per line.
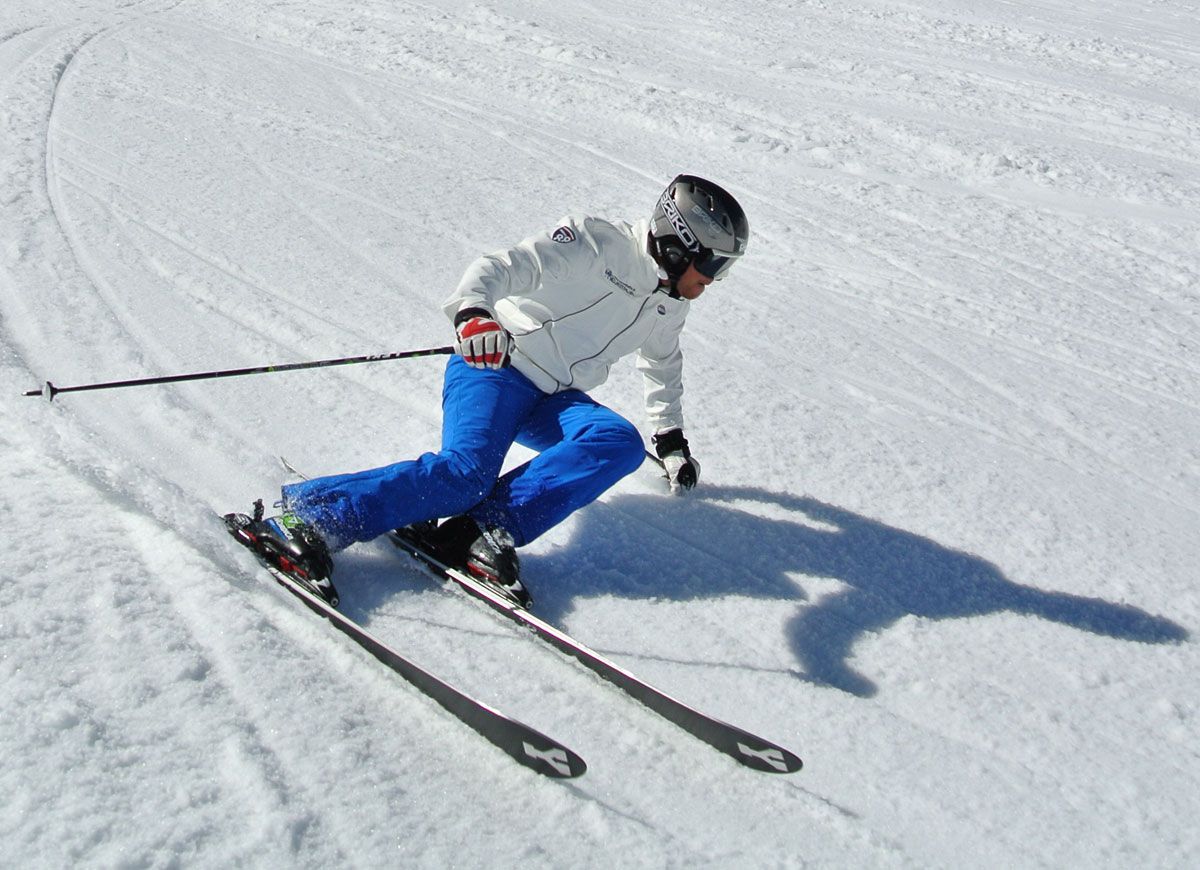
388, 528, 804, 774
223, 515, 586, 780
277, 456, 801, 773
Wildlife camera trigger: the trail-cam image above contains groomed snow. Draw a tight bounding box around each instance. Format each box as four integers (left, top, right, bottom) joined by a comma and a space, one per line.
2, 1, 1197, 866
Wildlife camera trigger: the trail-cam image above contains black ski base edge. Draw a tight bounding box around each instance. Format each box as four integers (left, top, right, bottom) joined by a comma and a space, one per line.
388, 529, 803, 775
224, 516, 586, 780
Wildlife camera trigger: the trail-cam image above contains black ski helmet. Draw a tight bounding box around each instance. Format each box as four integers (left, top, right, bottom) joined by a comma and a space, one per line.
649, 174, 750, 281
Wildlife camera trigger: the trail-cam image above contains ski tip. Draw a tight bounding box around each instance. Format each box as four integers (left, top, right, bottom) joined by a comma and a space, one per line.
734, 741, 803, 774
519, 740, 587, 779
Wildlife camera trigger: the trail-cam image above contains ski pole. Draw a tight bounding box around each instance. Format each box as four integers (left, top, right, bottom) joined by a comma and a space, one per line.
23, 345, 455, 401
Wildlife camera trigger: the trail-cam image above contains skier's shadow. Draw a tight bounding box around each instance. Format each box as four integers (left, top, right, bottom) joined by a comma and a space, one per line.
531, 484, 1188, 697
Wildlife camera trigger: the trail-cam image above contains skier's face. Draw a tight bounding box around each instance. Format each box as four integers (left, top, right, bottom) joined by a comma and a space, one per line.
675, 263, 714, 300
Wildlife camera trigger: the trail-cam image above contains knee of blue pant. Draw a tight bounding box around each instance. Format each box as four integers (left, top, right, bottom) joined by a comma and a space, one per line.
599, 418, 646, 477
620, 429, 647, 476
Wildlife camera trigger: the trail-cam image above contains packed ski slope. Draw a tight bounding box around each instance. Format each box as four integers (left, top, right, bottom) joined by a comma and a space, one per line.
2, 0, 1198, 866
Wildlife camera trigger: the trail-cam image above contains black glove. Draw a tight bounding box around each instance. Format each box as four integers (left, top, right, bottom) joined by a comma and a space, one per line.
653, 428, 701, 492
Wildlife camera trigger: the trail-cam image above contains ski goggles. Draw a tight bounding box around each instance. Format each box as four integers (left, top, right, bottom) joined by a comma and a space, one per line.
693, 248, 739, 280
658, 235, 742, 281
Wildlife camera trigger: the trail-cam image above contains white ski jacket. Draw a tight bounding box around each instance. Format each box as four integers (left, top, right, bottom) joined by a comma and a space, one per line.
442, 215, 688, 433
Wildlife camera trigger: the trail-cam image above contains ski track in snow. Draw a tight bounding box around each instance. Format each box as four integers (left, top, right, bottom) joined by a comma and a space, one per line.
2, 0, 1198, 867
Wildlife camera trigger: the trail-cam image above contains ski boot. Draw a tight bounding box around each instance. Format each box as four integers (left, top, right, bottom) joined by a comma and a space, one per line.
224, 500, 339, 607
399, 515, 531, 608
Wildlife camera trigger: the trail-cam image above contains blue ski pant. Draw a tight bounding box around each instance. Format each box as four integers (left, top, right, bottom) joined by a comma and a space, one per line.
281, 356, 645, 548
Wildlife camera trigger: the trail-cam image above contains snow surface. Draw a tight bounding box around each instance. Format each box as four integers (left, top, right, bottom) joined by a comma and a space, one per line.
2, 0, 1198, 866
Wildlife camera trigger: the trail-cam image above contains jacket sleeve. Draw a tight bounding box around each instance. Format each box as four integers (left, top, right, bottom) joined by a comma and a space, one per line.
636, 314, 686, 433
442, 219, 585, 324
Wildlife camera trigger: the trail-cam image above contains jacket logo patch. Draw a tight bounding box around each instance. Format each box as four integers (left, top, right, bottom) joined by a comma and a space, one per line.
552, 226, 576, 243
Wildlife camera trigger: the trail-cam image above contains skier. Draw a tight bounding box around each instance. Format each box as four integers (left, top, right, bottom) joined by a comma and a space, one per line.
226, 174, 750, 608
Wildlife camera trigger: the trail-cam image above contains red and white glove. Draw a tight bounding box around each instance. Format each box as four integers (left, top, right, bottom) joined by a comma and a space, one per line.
454, 310, 511, 370
652, 428, 701, 493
